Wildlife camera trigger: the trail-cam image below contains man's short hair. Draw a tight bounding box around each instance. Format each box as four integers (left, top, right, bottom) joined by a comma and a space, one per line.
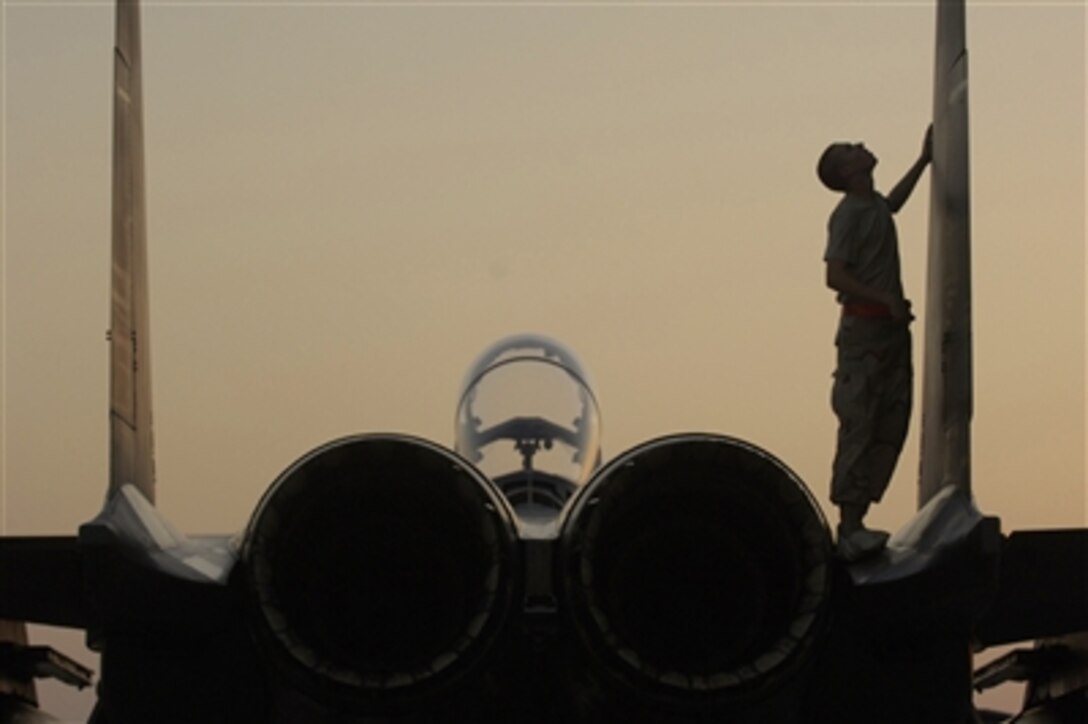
817, 143, 848, 192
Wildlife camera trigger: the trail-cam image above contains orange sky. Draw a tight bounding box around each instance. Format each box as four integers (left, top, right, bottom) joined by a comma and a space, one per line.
2, 1, 1084, 718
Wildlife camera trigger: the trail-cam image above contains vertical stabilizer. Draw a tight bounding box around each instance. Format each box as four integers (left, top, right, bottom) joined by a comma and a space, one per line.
108, 0, 155, 504
919, 0, 972, 507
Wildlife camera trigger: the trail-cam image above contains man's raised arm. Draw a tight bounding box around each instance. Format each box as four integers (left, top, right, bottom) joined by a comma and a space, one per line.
886, 125, 933, 213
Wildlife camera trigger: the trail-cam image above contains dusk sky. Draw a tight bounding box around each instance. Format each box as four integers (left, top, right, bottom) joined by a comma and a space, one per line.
2, 1, 1084, 718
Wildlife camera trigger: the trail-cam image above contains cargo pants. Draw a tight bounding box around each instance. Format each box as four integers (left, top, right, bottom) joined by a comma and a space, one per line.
829, 315, 912, 506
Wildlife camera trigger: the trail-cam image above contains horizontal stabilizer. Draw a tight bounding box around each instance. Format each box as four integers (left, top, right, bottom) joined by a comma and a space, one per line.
0, 539, 86, 629
976, 530, 1088, 646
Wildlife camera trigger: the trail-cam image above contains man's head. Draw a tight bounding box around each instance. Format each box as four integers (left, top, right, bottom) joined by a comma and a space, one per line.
817, 142, 877, 192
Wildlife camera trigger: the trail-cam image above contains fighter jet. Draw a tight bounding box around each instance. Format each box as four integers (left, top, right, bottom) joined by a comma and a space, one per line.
1, 1, 1084, 722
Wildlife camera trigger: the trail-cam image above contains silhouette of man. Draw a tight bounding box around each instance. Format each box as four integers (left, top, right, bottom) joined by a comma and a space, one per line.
817, 127, 932, 561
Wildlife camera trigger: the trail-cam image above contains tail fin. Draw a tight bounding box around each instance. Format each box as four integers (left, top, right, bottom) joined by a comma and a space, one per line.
108, 0, 155, 504
918, 0, 972, 507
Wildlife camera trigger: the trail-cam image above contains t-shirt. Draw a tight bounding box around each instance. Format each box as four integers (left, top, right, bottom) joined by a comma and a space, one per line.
823, 193, 904, 305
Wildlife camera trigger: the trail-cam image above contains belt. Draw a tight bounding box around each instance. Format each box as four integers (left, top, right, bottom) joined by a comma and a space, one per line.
843, 303, 892, 318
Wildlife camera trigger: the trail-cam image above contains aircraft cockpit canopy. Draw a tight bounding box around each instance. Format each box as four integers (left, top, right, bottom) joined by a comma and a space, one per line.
455, 335, 602, 513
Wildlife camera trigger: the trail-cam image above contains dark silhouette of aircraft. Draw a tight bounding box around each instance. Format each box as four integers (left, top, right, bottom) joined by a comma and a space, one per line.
1, 1, 1084, 722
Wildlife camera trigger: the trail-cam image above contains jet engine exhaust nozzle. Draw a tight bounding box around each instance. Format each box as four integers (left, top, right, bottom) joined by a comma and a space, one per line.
242, 434, 519, 713
559, 434, 831, 712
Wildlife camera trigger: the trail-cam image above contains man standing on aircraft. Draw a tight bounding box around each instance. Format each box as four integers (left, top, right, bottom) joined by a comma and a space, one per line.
817, 127, 932, 561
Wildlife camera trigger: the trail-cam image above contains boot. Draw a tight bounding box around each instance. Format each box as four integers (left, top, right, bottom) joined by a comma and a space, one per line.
837, 503, 889, 561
